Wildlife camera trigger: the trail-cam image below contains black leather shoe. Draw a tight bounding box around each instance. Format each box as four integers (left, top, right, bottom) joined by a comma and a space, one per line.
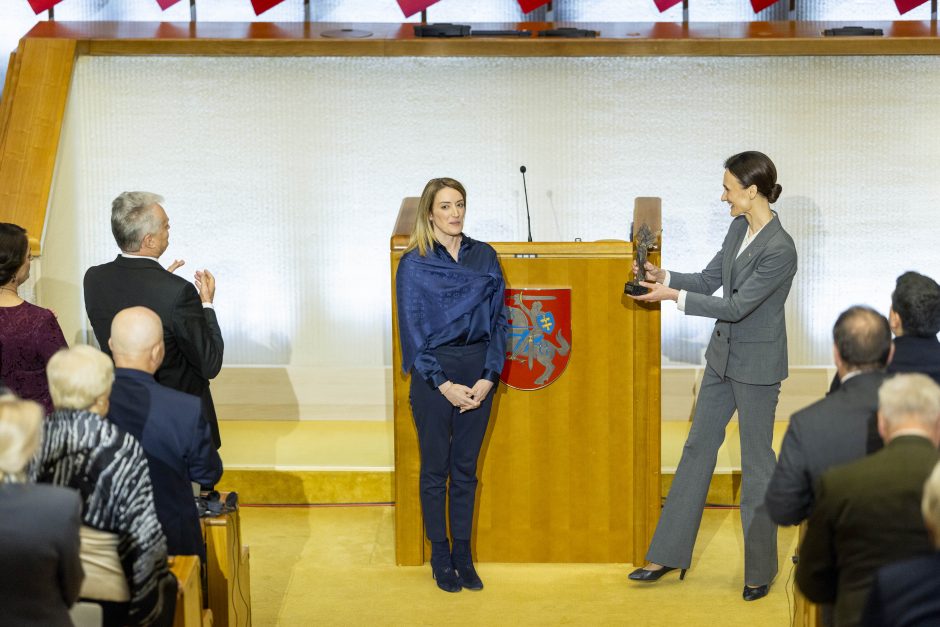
743, 584, 769, 601
432, 564, 462, 593
628, 566, 687, 582
455, 563, 484, 591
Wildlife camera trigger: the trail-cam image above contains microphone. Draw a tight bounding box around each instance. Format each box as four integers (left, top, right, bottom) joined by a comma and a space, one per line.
520, 165, 533, 242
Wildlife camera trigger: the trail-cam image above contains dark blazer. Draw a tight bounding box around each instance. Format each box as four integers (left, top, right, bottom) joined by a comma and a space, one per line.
84, 255, 224, 446
889, 335, 940, 385
108, 367, 223, 558
0, 483, 84, 626
669, 213, 797, 385
861, 552, 940, 627
765, 370, 886, 526
796, 436, 938, 627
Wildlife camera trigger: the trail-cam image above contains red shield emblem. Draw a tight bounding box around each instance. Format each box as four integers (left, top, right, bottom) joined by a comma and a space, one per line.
501, 288, 572, 390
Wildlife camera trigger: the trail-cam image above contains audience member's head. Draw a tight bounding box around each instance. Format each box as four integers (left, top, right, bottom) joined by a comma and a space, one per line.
0, 222, 30, 289
923, 461, 940, 549
47, 346, 114, 416
877, 373, 940, 445
0, 398, 43, 481
891, 271, 940, 338
832, 306, 892, 374
109, 307, 165, 374
110, 191, 169, 257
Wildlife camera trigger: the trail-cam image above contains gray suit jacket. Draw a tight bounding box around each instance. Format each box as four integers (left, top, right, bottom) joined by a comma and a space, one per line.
669, 213, 797, 385
765, 370, 885, 526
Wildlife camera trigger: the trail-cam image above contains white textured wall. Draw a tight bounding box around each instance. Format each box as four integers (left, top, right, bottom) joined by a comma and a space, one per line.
39, 54, 940, 373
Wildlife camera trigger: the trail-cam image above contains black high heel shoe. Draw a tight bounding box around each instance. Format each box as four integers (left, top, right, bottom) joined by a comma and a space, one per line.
628, 566, 687, 582
742, 584, 769, 601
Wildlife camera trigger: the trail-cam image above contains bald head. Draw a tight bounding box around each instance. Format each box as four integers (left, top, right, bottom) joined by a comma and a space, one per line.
109, 307, 165, 374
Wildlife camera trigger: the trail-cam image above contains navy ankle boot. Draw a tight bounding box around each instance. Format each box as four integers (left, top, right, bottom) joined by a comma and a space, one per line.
451, 539, 483, 590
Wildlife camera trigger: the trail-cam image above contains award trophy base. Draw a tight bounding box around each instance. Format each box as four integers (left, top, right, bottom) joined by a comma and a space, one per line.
624, 281, 649, 296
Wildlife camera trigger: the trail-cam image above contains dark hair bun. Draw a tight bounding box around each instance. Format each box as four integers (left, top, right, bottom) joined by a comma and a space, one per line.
767, 183, 782, 204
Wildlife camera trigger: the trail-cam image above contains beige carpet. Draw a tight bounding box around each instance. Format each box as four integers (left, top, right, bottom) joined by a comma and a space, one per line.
240, 505, 800, 626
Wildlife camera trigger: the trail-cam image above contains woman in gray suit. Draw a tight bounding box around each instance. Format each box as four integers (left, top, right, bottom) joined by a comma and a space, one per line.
627, 151, 797, 601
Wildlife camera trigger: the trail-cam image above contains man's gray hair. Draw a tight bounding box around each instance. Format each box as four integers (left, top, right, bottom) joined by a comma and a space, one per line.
111, 191, 165, 252
878, 373, 940, 430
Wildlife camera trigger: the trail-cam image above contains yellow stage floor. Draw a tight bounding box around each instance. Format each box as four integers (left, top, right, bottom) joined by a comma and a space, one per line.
241, 504, 800, 626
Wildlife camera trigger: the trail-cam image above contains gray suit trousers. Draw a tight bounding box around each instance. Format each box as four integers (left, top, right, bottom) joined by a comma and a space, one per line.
647, 365, 780, 585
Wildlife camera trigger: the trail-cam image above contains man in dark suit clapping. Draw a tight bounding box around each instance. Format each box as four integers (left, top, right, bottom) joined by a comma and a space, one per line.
107, 306, 223, 558
765, 306, 891, 526
84, 192, 224, 447
797, 373, 940, 627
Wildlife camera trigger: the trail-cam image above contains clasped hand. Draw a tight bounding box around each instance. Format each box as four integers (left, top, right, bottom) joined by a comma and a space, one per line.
627, 260, 679, 303
439, 379, 494, 413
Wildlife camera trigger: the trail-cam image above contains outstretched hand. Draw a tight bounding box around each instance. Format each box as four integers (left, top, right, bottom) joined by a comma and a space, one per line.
166, 259, 185, 273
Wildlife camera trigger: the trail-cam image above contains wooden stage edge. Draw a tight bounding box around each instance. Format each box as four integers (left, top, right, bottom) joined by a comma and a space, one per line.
21, 20, 940, 57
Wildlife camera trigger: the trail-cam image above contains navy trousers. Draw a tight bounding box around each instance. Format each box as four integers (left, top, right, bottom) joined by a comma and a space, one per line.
410, 343, 494, 543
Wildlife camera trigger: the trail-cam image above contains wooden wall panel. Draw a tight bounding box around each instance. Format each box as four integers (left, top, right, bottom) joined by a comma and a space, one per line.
0, 37, 76, 253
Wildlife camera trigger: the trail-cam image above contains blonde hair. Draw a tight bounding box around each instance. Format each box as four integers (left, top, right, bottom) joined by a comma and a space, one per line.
922, 461, 940, 548
405, 178, 466, 256
47, 345, 115, 411
878, 373, 940, 431
0, 398, 43, 478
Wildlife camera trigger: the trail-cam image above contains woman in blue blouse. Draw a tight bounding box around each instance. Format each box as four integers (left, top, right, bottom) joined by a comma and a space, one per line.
396, 177, 508, 593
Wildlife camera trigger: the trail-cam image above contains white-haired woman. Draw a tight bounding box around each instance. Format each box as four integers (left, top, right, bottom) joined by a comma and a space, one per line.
0, 396, 84, 626
30, 345, 176, 627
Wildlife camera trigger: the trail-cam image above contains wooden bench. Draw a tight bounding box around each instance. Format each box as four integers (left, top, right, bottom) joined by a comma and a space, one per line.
169, 555, 212, 627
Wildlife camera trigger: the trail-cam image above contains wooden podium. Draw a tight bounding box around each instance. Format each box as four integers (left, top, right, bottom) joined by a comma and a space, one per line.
390, 197, 662, 566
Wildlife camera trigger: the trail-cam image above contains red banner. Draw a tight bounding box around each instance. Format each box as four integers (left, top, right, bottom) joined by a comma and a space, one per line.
751, 0, 782, 11
396, 0, 441, 18
251, 0, 287, 15
518, 0, 551, 13
155, 0, 183, 9
654, 0, 683, 11
26, 0, 63, 14
895, 0, 929, 13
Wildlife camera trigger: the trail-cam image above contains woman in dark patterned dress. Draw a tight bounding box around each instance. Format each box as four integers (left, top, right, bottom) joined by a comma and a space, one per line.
31, 345, 176, 627
0, 223, 67, 413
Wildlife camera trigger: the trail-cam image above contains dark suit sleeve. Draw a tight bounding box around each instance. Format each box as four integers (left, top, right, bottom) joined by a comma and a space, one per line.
669, 248, 724, 296
57, 491, 85, 606
188, 410, 224, 487
795, 477, 839, 603
172, 283, 224, 380
765, 417, 812, 526
683, 242, 797, 323
859, 573, 886, 627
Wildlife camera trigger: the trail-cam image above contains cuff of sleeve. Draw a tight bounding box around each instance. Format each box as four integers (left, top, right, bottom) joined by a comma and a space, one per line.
677, 289, 687, 312
663, 271, 671, 287
428, 372, 449, 388
480, 369, 500, 384
202, 302, 215, 310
